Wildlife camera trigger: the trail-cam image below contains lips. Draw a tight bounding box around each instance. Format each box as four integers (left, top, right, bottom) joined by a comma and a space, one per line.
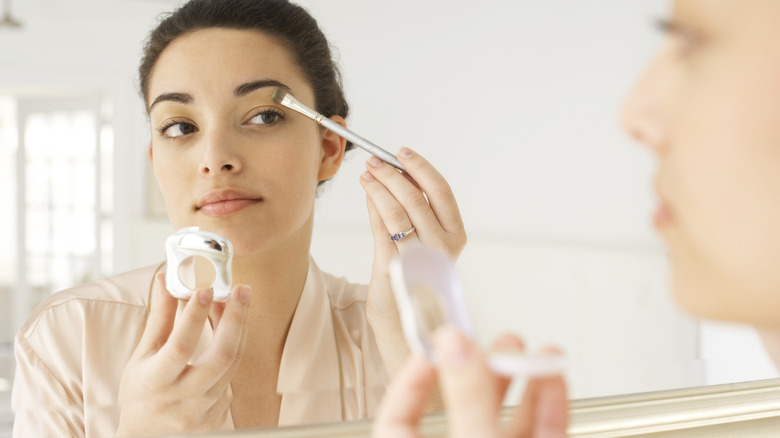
196, 189, 262, 217
653, 179, 674, 228
653, 201, 674, 228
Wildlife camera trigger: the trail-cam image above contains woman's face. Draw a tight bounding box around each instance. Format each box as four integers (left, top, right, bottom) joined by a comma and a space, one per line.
147, 28, 344, 255
622, 0, 780, 327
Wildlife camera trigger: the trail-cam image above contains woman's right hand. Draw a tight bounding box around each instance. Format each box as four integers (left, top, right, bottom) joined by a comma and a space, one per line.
115, 273, 251, 436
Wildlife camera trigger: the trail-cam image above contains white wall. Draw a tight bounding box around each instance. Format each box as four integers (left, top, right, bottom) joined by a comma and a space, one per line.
1, 0, 775, 403
304, 0, 662, 247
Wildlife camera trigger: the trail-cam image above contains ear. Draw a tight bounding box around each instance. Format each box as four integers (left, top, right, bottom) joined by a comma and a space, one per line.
317, 115, 347, 181
148, 141, 154, 165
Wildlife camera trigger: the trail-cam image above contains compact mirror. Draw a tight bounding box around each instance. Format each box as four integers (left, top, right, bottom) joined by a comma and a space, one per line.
164, 227, 234, 302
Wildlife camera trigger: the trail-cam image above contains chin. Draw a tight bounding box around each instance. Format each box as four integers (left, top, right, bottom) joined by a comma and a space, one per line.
671, 267, 780, 327
670, 264, 736, 322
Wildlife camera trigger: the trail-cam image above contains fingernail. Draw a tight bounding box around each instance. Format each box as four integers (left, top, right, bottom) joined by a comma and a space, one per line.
399, 147, 414, 159
434, 326, 471, 367
361, 171, 375, 181
198, 288, 213, 305
368, 156, 384, 168
238, 285, 251, 304
492, 333, 526, 351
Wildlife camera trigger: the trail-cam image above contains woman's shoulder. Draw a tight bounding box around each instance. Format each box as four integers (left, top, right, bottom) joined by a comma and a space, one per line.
18, 263, 163, 339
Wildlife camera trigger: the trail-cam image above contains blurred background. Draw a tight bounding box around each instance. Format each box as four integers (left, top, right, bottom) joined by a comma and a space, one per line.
0, 0, 776, 435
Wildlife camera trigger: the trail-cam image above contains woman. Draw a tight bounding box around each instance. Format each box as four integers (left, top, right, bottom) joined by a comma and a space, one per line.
374, 0, 780, 436
11, 0, 465, 436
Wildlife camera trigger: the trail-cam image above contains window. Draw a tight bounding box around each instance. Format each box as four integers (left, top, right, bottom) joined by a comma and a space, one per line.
0, 96, 113, 414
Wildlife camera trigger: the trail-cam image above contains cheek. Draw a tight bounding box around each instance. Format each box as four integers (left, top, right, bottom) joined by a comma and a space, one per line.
666, 66, 780, 324
151, 147, 193, 221
152, 150, 183, 193
264, 130, 323, 185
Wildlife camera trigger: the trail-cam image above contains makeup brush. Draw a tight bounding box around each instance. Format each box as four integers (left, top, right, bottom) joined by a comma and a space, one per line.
271, 88, 405, 171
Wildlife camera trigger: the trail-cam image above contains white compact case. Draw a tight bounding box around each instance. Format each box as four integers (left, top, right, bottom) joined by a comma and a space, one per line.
165, 226, 234, 302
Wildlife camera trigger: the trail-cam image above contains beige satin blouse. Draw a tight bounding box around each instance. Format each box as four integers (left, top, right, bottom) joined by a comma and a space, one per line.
11, 258, 389, 437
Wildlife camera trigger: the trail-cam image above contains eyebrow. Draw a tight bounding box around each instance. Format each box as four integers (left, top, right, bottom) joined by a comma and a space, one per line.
148, 92, 192, 112
234, 79, 292, 97
148, 79, 293, 113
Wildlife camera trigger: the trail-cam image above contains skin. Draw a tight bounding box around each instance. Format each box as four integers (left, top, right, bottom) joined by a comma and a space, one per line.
622, 0, 780, 328
376, 0, 780, 435
116, 27, 466, 435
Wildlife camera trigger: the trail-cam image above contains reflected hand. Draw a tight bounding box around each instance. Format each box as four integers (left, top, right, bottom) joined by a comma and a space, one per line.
373, 328, 568, 438
115, 273, 251, 437
360, 148, 467, 374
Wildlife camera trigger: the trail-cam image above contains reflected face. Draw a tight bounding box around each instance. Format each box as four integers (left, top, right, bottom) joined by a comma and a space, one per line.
622, 0, 780, 326
147, 28, 342, 255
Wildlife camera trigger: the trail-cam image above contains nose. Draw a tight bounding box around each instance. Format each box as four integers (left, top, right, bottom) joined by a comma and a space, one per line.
620, 53, 670, 154
198, 128, 243, 176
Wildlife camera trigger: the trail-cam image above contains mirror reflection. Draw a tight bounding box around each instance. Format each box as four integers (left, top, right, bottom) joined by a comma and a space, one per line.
1, 0, 778, 436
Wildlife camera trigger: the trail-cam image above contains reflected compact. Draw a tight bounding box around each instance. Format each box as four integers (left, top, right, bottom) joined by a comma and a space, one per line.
165, 226, 233, 302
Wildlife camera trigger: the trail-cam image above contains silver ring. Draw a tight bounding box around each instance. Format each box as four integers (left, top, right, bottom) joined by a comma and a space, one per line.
390, 226, 415, 242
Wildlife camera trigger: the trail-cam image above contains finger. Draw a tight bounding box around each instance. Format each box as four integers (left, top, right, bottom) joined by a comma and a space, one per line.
365, 196, 398, 264
530, 347, 567, 438
373, 356, 436, 438
507, 348, 567, 438
203, 387, 234, 430
158, 287, 215, 374
395, 148, 465, 236
491, 333, 527, 351
362, 157, 443, 245
533, 375, 568, 438
361, 168, 422, 250
196, 285, 252, 386
203, 287, 252, 397
136, 272, 179, 356
434, 326, 502, 438
491, 333, 526, 405
507, 376, 568, 438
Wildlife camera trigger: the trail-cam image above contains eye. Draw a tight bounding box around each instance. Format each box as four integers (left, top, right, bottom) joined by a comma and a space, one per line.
656, 18, 701, 57
247, 108, 285, 126
159, 121, 197, 138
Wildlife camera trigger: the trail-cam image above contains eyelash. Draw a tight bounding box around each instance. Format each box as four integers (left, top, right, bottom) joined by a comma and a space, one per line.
656, 18, 680, 35
247, 108, 286, 126
155, 108, 287, 139
656, 18, 701, 56
156, 119, 188, 135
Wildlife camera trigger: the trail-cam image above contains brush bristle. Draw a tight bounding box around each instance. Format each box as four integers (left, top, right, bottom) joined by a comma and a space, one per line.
270, 87, 286, 103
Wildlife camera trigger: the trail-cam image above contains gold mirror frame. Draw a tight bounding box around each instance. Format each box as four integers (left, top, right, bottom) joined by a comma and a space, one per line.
180, 378, 780, 438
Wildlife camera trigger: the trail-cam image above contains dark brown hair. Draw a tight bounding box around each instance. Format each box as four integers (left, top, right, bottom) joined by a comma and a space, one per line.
139, 0, 353, 152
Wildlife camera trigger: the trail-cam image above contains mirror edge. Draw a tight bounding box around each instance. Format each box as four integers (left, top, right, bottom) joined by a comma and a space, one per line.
175, 378, 780, 437
569, 377, 780, 437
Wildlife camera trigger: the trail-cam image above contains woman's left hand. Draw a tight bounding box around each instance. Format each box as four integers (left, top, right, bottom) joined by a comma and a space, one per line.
360, 147, 467, 375
373, 329, 568, 438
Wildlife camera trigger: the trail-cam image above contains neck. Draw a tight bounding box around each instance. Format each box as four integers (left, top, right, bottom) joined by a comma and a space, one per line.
198, 213, 315, 356
233, 233, 311, 309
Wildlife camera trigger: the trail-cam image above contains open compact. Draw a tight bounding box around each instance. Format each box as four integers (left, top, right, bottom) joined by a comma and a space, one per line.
164, 227, 234, 302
